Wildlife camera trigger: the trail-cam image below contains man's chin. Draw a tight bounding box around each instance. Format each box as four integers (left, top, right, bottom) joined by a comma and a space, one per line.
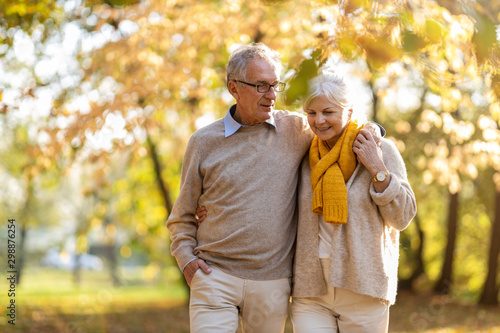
260, 106, 273, 114
258, 111, 272, 121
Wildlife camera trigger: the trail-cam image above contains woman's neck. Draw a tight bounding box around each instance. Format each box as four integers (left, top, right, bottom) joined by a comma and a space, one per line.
323, 135, 340, 150
323, 140, 334, 150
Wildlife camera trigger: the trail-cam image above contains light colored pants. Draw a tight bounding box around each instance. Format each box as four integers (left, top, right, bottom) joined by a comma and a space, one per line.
189, 264, 291, 333
291, 259, 389, 333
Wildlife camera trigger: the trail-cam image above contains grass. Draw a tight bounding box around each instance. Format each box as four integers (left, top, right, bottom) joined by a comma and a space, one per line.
1, 267, 499, 332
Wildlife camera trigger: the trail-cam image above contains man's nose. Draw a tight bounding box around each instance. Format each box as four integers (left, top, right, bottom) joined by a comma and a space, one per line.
264, 86, 277, 100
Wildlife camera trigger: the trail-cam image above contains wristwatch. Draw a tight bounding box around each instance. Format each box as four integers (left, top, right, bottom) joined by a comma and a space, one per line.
373, 170, 389, 183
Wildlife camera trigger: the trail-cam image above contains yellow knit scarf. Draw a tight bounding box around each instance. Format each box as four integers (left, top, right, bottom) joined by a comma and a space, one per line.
309, 120, 361, 224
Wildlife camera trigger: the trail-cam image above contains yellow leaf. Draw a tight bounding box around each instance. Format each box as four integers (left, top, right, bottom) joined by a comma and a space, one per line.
357, 35, 403, 70
77, 235, 88, 253
120, 245, 132, 258
490, 103, 500, 122
338, 36, 358, 58
425, 19, 444, 43
492, 74, 500, 100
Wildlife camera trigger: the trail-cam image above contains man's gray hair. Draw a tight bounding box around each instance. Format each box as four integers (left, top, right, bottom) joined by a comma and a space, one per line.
226, 43, 282, 84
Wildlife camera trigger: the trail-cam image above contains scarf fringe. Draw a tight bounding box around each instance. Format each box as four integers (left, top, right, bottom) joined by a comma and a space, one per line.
323, 204, 348, 225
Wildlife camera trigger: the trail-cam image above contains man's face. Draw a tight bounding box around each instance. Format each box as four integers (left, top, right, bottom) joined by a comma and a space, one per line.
229, 58, 280, 126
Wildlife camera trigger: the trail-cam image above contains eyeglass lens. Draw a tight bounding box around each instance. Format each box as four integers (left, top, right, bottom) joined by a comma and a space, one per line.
257, 82, 285, 93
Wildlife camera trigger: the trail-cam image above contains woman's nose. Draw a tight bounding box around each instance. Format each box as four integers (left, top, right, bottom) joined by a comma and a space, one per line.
316, 113, 325, 124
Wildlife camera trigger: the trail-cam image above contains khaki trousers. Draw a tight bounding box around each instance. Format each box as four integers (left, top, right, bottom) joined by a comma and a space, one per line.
291, 259, 389, 333
189, 264, 291, 333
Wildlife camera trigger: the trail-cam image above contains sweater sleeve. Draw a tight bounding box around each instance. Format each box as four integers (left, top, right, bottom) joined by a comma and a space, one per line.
166, 134, 204, 270
369, 139, 417, 231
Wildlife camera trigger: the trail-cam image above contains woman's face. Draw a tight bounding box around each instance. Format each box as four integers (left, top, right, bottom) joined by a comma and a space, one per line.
305, 95, 352, 147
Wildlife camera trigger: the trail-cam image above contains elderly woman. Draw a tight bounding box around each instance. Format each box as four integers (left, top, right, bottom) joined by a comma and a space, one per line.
291, 72, 417, 332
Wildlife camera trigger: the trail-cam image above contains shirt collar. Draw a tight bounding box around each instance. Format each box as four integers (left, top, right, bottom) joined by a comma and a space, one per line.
223, 104, 277, 138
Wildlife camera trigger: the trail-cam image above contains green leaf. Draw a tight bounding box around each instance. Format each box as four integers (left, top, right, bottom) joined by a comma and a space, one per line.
403, 31, 427, 53
285, 59, 318, 105
471, 14, 497, 64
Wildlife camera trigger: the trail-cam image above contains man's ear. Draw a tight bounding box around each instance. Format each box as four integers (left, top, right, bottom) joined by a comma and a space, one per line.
228, 80, 240, 100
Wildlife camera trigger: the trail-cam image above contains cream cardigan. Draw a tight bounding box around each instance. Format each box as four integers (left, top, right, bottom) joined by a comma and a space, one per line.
292, 138, 417, 305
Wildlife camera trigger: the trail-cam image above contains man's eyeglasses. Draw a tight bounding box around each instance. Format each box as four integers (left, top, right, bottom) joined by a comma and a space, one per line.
235, 80, 286, 93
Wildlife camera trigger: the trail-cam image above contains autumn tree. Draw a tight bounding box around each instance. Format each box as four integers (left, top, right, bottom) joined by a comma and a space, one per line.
2, 0, 500, 304
47, 0, 500, 300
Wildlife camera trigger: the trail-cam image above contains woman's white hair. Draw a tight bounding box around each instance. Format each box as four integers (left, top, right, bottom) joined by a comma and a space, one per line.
303, 68, 367, 122
226, 43, 282, 84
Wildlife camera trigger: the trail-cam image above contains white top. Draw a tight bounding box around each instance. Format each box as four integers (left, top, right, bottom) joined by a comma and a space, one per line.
318, 215, 333, 258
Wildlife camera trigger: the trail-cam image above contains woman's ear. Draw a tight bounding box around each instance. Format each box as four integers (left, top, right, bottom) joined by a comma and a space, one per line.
227, 81, 239, 100
347, 108, 353, 121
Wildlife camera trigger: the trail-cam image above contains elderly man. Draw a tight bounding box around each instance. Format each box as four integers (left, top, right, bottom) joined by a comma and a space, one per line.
166, 43, 313, 332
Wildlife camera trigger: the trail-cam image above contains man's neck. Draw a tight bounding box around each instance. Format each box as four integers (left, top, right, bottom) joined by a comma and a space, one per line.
232, 106, 271, 126
232, 107, 255, 126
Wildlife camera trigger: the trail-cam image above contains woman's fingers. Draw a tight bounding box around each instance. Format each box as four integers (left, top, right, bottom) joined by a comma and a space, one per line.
196, 206, 207, 226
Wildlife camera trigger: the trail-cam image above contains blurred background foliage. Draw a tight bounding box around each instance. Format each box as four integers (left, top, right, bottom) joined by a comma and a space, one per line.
0, 0, 500, 330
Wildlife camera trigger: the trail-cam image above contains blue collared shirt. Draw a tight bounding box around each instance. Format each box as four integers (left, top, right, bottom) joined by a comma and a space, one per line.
223, 104, 277, 138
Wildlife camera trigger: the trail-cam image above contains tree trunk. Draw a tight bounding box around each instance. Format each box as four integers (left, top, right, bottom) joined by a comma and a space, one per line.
103, 217, 120, 287
146, 132, 189, 298
411, 215, 426, 280
479, 190, 500, 305
73, 254, 82, 287
434, 191, 459, 294
16, 175, 33, 285
369, 79, 379, 123
15, 225, 27, 285
105, 241, 120, 287
399, 214, 426, 291
146, 133, 173, 214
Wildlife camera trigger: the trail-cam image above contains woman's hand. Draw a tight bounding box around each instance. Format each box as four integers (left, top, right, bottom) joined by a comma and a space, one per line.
362, 122, 383, 146
353, 129, 391, 192
353, 129, 383, 170
196, 206, 207, 226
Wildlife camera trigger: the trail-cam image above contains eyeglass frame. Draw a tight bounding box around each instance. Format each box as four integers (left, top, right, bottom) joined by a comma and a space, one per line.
234, 80, 286, 93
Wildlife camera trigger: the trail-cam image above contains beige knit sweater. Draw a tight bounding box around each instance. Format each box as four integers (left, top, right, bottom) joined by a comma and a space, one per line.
167, 109, 313, 280
292, 138, 417, 304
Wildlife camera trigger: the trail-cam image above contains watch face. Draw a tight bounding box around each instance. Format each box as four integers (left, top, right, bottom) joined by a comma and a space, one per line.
376, 172, 386, 181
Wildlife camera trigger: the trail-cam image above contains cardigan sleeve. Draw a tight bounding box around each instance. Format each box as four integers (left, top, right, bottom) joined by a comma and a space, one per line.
166, 133, 204, 270
369, 139, 417, 231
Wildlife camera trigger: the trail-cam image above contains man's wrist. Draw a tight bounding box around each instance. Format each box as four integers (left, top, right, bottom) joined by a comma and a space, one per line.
183, 257, 198, 272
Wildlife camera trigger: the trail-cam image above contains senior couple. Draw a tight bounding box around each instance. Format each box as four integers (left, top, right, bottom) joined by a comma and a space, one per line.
166, 43, 417, 333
